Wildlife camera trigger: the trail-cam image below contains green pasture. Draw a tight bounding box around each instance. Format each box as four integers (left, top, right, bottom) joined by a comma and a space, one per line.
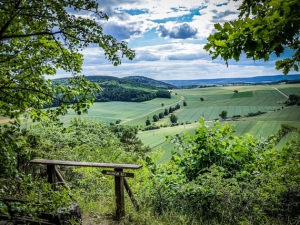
272, 83, 300, 96
142, 93, 182, 106
2, 83, 299, 164
274, 132, 300, 150
59, 102, 158, 125
124, 85, 292, 126
242, 105, 300, 122
39, 83, 300, 164
138, 122, 205, 163
230, 120, 300, 139
231, 91, 253, 98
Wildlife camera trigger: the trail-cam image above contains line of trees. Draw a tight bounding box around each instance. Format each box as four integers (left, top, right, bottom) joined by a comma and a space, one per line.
145, 103, 181, 125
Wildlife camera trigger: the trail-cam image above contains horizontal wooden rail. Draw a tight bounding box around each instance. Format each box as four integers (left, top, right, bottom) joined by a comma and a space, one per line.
30, 159, 142, 169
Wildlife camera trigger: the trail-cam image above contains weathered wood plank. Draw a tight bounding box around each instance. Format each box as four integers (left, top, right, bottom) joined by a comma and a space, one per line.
30, 159, 142, 169
47, 164, 56, 190
102, 170, 134, 178
124, 178, 140, 212
114, 168, 125, 220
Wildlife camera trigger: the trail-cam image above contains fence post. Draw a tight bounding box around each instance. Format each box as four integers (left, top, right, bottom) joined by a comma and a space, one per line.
114, 168, 125, 219
47, 164, 56, 190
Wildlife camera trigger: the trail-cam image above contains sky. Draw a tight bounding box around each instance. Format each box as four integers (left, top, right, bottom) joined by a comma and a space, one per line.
58, 0, 296, 80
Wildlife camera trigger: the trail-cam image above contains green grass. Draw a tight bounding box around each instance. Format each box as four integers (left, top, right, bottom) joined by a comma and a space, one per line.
0, 115, 8, 120
59, 102, 159, 125
242, 105, 300, 122
16, 83, 299, 163
231, 91, 253, 98
274, 132, 300, 150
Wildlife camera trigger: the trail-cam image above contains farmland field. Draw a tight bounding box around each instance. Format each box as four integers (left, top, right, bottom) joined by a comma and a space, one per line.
1, 83, 299, 163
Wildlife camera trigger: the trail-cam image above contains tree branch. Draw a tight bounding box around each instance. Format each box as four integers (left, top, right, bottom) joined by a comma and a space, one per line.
0, 30, 63, 40
0, 0, 22, 38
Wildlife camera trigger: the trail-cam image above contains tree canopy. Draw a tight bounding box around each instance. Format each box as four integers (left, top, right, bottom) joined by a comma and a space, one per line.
204, 0, 300, 75
0, 0, 135, 121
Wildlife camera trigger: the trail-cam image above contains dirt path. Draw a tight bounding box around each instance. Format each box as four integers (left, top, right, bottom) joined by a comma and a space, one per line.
272, 87, 289, 98
120, 96, 184, 124
0, 118, 15, 124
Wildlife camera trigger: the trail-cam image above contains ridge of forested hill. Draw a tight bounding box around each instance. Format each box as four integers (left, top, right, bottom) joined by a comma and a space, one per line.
52, 76, 173, 105
122, 76, 176, 89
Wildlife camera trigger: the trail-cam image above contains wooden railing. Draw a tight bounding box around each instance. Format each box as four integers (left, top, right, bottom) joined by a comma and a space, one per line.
30, 159, 142, 220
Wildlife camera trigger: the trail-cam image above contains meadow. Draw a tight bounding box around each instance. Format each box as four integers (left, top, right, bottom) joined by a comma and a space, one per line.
1, 83, 299, 163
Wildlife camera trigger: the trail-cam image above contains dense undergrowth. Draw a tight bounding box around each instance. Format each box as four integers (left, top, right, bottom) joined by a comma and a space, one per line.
0, 118, 299, 224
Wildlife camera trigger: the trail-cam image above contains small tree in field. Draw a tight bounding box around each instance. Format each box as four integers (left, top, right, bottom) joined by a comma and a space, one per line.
153, 115, 159, 122
219, 111, 227, 119
145, 117, 151, 126
200, 97, 204, 101
170, 114, 178, 123
183, 101, 187, 106
161, 103, 164, 107
159, 112, 165, 119
164, 108, 169, 116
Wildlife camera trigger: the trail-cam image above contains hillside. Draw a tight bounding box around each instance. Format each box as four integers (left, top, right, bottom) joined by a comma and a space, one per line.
53, 75, 173, 103
123, 76, 176, 89
83, 75, 177, 89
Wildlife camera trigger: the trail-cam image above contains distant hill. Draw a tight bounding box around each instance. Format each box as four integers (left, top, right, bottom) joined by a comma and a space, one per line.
161, 74, 300, 87
53, 75, 172, 103
123, 76, 176, 89
82, 75, 176, 89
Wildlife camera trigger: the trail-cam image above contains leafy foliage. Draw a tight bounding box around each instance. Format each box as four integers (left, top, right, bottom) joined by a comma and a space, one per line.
0, 119, 145, 219
0, 0, 134, 221
169, 114, 178, 124
219, 110, 227, 119
204, 0, 300, 74
146, 119, 300, 224
286, 94, 300, 106
156, 90, 171, 99
145, 117, 151, 126
153, 115, 159, 122
0, 0, 134, 122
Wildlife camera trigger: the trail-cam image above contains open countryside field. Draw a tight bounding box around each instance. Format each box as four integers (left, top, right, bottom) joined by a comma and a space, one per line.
1, 83, 299, 163
136, 84, 300, 162
56, 93, 182, 125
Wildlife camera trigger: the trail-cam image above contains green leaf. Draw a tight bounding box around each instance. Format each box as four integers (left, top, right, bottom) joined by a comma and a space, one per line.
293, 64, 299, 72
203, 44, 212, 51
214, 23, 222, 31
214, 40, 227, 47
223, 22, 231, 30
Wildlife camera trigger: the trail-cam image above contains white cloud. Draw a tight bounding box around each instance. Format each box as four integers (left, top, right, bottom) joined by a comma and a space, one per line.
54, 0, 292, 80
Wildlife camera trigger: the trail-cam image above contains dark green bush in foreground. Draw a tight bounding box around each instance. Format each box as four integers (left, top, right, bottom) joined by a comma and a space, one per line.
1, 118, 299, 224
145, 119, 300, 224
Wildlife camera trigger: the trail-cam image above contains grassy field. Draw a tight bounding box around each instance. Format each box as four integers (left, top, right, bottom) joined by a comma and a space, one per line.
136, 84, 300, 162
1, 83, 299, 163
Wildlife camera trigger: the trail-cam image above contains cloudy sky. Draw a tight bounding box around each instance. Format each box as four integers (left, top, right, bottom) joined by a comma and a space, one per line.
59, 0, 296, 80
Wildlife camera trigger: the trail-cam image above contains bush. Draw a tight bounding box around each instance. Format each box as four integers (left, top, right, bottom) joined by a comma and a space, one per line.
219, 110, 227, 119
146, 119, 300, 224
153, 115, 159, 122
245, 111, 266, 117
169, 114, 178, 123
143, 124, 160, 131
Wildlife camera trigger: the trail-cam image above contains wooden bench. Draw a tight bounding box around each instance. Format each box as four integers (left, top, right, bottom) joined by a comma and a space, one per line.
29, 159, 143, 220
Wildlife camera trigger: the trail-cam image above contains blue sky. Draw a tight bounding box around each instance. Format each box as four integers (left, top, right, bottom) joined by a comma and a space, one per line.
58, 0, 296, 80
